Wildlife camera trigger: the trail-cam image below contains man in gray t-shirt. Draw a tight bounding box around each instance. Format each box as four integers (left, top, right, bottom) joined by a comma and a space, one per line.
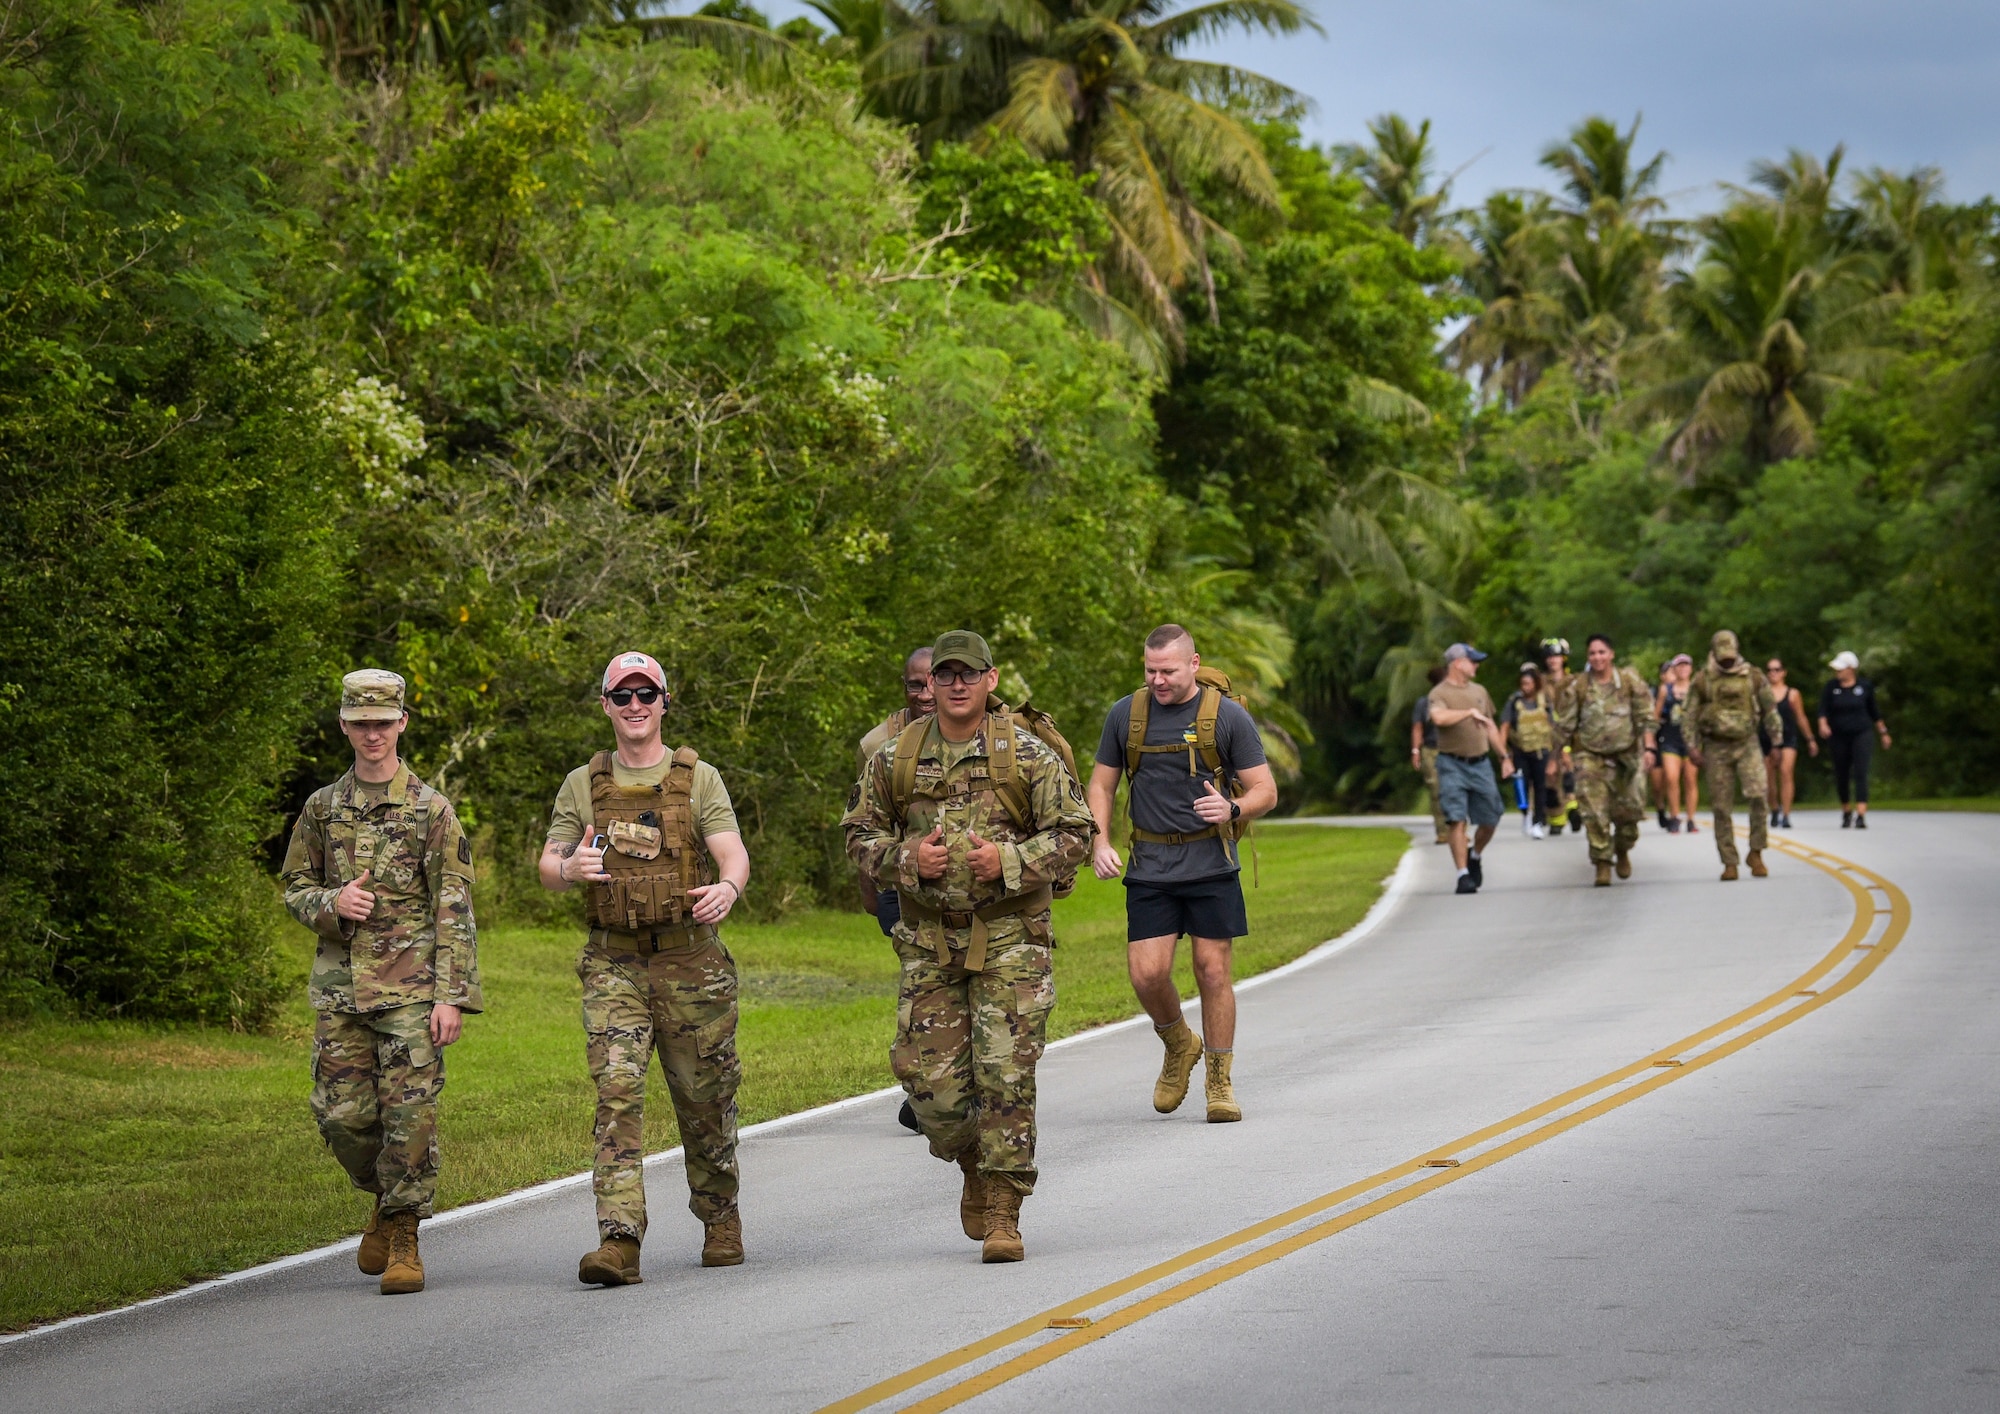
1085, 625, 1277, 1126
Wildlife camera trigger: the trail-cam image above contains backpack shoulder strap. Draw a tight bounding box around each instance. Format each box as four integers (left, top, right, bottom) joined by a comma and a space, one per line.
988, 711, 1032, 831
665, 745, 699, 802
1194, 685, 1225, 775
888, 716, 931, 823
1124, 690, 1148, 781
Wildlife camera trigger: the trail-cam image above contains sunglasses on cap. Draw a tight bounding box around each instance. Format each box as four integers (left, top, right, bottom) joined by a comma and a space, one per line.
605, 685, 663, 706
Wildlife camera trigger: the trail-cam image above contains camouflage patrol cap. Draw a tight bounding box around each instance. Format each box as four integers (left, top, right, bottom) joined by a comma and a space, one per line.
929, 630, 994, 672
1711, 629, 1741, 658
340, 669, 407, 722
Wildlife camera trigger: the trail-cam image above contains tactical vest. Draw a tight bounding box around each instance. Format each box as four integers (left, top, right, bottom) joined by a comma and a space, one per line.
1513, 695, 1555, 753
584, 747, 711, 932
1699, 670, 1761, 741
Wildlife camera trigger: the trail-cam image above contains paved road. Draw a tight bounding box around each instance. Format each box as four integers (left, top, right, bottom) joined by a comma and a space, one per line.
4, 813, 1995, 1412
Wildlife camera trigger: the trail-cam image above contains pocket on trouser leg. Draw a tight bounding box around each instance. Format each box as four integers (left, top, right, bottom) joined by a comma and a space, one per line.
972, 958, 1052, 1191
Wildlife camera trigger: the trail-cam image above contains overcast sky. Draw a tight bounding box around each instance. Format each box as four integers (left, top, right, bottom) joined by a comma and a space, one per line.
756, 0, 2000, 213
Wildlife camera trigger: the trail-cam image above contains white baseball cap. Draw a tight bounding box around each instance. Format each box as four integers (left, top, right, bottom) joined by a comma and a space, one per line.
1828, 650, 1860, 671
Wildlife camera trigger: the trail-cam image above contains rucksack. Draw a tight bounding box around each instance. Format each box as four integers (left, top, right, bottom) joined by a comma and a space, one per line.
1123, 666, 1252, 844
886, 694, 1090, 898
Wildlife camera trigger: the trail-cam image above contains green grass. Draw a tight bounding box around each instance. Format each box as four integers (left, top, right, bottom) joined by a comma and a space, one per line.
0, 824, 1404, 1332
1809, 797, 2000, 812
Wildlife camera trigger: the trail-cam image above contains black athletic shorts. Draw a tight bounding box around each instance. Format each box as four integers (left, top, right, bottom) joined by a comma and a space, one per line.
1125, 875, 1249, 942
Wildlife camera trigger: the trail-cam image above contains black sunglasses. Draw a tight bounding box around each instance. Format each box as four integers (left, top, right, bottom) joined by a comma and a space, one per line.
606, 685, 663, 706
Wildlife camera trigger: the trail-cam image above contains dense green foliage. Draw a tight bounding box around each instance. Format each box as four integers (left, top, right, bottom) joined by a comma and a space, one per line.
2, 0, 1993, 1021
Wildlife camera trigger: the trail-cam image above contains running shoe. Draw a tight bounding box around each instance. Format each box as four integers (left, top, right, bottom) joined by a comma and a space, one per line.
1856, 815, 1868, 830
1521, 816, 1534, 837
1467, 855, 1484, 887
1667, 816, 1681, 834
1687, 821, 1700, 834
1842, 810, 1853, 828
1531, 822, 1546, 839
1569, 812, 1583, 834
1455, 874, 1479, 895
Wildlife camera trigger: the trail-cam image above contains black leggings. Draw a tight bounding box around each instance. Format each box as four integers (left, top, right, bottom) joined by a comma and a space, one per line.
1512, 750, 1552, 824
1829, 729, 1874, 804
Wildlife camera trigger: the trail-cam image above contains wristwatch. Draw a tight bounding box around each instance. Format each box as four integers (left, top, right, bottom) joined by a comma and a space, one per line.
1229, 800, 1242, 821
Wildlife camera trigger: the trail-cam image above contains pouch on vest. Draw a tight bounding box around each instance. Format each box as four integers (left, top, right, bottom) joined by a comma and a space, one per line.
607, 818, 663, 860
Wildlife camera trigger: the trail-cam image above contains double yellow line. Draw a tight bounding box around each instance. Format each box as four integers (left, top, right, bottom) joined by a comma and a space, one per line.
819, 837, 1909, 1414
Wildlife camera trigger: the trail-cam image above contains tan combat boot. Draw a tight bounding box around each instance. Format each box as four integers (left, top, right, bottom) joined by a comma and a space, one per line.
357, 1198, 389, 1277
1720, 863, 1739, 881
1205, 1049, 1242, 1124
981, 1184, 1025, 1263
379, 1211, 424, 1295
579, 1235, 642, 1286
1747, 850, 1768, 877
1614, 847, 1631, 880
1153, 1018, 1203, 1114
1594, 862, 1612, 887
957, 1149, 987, 1241
702, 1208, 744, 1268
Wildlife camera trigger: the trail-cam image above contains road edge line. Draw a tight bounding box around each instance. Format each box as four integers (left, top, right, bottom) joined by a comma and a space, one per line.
1, 825, 1416, 1347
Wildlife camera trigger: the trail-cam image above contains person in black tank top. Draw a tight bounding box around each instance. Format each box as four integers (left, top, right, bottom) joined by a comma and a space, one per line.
1761, 658, 1816, 827
1655, 654, 1698, 832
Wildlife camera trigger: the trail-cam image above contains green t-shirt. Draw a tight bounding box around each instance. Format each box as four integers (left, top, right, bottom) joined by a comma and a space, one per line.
546, 753, 739, 846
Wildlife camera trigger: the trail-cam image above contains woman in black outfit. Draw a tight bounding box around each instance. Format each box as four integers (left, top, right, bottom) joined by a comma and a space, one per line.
1817, 651, 1892, 828
1763, 658, 1817, 828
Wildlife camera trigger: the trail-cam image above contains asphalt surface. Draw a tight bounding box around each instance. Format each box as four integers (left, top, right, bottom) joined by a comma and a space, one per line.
4, 811, 1994, 1412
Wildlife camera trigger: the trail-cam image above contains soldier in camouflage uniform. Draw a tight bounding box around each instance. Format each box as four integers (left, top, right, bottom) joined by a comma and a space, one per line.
1552, 635, 1658, 887
281, 669, 482, 1296
1540, 638, 1582, 833
843, 631, 1094, 1263
1684, 629, 1784, 881
539, 651, 752, 1287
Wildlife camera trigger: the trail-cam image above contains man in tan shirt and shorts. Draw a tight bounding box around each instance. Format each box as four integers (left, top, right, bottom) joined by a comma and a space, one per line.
1427, 643, 1515, 895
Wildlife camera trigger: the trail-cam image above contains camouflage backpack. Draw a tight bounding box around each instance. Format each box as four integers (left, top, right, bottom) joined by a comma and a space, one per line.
886, 695, 1089, 898
1700, 669, 1763, 741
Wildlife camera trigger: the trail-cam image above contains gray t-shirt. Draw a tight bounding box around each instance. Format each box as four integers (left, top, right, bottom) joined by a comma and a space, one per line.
1095, 691, 1267, 885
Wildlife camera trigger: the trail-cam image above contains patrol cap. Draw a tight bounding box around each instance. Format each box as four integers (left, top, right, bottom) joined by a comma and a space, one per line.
929, 630, 994, 672
602, 651, 667, 693
1444, 643, 1487, 664
340, 669, 407, 722
1829, 649, 1859, 670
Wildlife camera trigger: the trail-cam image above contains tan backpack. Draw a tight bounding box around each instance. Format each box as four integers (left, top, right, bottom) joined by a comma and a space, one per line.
1123, 666, 1252, 844
886, 695, 1089, 898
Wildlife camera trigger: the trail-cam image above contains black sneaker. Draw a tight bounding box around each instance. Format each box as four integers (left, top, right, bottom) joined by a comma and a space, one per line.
1841, 810, 1853, 828
1570, 813, 1583, 834
1667, 816, 1681, 834
897, 1099, 923, 1134
1856, 814, 1868, 830
1657, 809, 1669, 830
1455, 874, 1479, 895
1467, 855, 1484, 887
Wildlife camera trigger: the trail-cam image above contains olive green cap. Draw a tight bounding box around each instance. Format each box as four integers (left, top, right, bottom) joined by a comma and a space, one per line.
929, 630, 993, 672
340, 669, 407, 722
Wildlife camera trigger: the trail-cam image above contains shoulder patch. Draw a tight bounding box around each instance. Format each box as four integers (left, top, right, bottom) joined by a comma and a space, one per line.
458, 836, 473, 865
847, 781, 862, 812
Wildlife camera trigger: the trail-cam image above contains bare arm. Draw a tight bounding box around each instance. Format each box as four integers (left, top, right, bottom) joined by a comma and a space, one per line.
1087, 762, 1124, 880
688, 830, 750, 925
539, 835, 607, 891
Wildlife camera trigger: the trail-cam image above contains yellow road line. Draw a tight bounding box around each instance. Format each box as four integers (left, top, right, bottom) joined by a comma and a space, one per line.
817, 839, 1908, 1414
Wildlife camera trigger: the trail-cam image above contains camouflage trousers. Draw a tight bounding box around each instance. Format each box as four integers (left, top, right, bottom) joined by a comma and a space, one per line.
1419, 748, 1447, 841
892, 927, 1055, 1196
1572, 748, 1646, 864
579, 927, 741, 1243
1702, 737, 1769, 866
311, 1004, 443, 1218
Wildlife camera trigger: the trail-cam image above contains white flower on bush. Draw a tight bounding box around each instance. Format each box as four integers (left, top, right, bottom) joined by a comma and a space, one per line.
324, 374, 427, 503
808, 346, 893, 447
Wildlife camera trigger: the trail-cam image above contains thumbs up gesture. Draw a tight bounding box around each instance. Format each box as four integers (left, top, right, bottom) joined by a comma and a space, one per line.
335, 869, 377, 923
915, 823, 951, 881
1191, 779, 1235, 825
966, 829, 1003, 883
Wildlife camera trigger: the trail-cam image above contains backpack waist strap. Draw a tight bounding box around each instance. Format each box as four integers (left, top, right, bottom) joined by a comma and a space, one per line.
899, 885, 1054, 972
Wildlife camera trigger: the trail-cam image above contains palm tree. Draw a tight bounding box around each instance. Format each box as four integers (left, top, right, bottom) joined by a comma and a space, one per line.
1445, 190, 1561, 403
861, 0, 1322, 354
1337, 113, 1452, 245
1635, 195, 1892, 469
1539, 113, 1673, 236
1846, 165, 1987, 296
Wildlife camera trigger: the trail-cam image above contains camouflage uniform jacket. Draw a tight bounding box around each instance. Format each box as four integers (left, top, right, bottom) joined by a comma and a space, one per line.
1683, 665, 1782, 754
1554, 667, 1658, 756
282, 762, 484, 1015
842, 715, 1094, 950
